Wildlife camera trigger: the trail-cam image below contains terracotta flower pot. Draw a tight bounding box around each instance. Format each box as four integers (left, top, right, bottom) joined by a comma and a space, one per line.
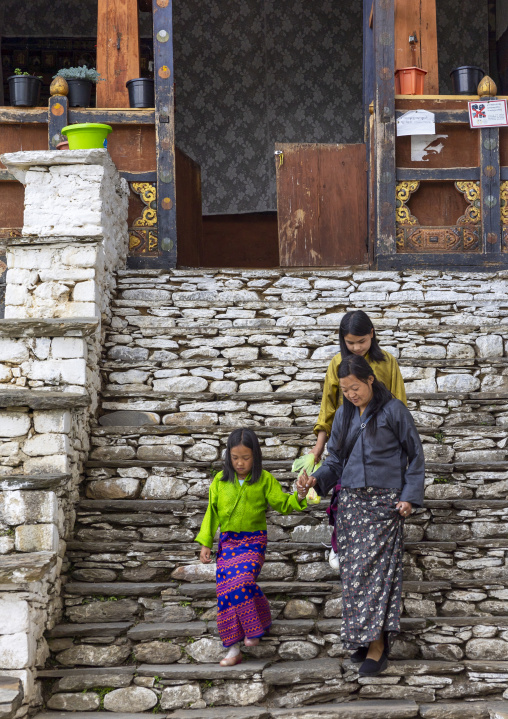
395, 67, 427, 95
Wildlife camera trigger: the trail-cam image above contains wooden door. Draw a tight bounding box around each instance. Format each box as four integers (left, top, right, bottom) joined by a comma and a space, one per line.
276, 143, 368, 267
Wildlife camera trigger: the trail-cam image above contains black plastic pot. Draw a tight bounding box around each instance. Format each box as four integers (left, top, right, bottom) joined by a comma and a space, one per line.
126, 78, 155, 108
450, 66, 485, 95
67, 79, 93, 107
8, 75, 42, 107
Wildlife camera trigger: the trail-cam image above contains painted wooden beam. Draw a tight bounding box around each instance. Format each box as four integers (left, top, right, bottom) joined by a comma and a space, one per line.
395, 109, 470, 124
68, 109, 155, 124
396, 168, 481, 181
48, 95, 69, 149
373, 0, 397, 263
120, 171, 157, 182
0, 109, 47, 123
152, 0, 177, 267
97, 0, 141, 108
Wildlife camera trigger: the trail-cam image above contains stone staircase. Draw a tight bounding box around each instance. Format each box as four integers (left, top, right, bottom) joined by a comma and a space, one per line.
36, 268, 508, 719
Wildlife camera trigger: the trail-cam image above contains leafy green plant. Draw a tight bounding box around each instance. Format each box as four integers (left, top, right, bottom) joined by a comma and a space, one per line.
434, 432, 445, 444
179, 601, 191, 607
54, 66, 103, 83
433, 476, 449, 484
14, 68, 42, 79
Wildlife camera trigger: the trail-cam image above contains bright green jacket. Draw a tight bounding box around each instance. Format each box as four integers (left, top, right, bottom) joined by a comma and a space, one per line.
195, 469, 307, 549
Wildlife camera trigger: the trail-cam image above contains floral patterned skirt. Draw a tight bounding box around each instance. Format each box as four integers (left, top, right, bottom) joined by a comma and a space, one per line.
216, 530, 272, 647
336, 486, 404, 650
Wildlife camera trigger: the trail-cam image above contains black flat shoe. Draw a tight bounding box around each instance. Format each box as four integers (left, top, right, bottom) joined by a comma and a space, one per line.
358, 650, 388, 677
350, 646, 368, 663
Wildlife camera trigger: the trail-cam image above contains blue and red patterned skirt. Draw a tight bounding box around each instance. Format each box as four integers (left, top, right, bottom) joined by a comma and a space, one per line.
216, 530, 272, 647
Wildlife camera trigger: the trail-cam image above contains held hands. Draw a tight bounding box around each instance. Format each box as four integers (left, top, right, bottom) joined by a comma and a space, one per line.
296, 469, 317, 499
200, 546, 213, 564
396, 501, 412, 518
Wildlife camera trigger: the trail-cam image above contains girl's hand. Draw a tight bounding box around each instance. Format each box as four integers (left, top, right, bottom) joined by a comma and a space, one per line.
297, 469, 317, 497
311, 432, 327, 463
396, 501, 412, 518
200, 546, 212, 564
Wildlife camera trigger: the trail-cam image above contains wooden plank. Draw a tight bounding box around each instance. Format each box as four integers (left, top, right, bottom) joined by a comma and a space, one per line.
174, 147, 203, 267
68, 109, 155, 124
480, 126, 502, 255
394, 0, 438, 94
0, 182, 23, 237
200, 213, 279, 269
406, 181, 471, 227
48, 95, 68, 149
107, 125, 156, 173
96, 0, 141, 108
0, 125, 48, 170
373, 0, 396, 261
363, 0, 375, 141
153, 0, 177, 268
396, 124, 479, 168
276, 143, 367, 267
0, 109, 47, 124
396, 168, 480, 181
501, 167, 508, 181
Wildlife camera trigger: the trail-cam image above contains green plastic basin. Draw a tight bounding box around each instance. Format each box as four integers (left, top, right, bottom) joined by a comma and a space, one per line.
61, 123, 113, 150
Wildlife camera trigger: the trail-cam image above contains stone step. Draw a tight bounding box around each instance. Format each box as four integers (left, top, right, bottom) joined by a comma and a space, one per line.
0, 389, 90, 410
0, 551, 57, 585
0, 676, 23, 719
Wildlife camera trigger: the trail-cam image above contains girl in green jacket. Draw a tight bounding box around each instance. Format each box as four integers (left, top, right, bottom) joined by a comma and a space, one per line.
196, 428, 309, 666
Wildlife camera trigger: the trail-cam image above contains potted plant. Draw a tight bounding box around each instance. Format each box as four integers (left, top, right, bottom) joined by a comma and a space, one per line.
8, 69, 43, 107
126, 78, 155, 108
53, 66, 103, 107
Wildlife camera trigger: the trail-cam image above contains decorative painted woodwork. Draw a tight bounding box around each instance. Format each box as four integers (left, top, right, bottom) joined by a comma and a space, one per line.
396, 180, 481, 253
502, 181, 508, 252
128, 182, 159, 257
478, 75, 498, 97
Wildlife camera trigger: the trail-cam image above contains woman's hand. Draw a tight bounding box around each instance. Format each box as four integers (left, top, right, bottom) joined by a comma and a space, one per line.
200, 546, 212, 564
396, 501, 412, 518
311, 431, 327, 463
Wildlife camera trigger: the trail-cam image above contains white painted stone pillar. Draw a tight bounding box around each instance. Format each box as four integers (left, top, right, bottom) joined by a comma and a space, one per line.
0, 150, 129, 709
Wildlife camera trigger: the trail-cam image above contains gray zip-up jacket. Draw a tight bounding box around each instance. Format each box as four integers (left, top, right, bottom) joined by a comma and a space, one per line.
313, 397, 425, 507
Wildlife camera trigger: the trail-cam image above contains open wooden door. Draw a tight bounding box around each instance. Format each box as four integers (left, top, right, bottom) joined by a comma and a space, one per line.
276, 143, 368, 267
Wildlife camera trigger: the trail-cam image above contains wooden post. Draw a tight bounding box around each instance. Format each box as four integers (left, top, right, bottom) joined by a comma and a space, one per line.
48, 95, 69, 149
152, 0, 177, 267
394, 0, 438, 94
373, 0, 396, 263
96, 0, 140, 108
480, 125, 501, 255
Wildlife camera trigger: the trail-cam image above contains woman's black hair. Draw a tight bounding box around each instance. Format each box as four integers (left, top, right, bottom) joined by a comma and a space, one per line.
339, 310, 385, 363
337, 354, 393, 458
221, 428, 263, 484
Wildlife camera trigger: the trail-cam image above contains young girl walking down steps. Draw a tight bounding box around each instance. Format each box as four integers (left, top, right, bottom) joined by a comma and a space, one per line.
196, 428, 310, 666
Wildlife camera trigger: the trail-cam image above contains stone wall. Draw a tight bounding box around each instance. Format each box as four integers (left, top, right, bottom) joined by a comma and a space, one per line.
0, 150, 128, 713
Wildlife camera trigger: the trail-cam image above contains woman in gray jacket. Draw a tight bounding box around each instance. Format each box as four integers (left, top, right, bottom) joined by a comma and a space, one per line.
299, 354, 425, 677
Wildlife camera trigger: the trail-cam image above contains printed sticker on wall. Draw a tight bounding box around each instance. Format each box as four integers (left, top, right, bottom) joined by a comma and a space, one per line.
411, 134, 449, 162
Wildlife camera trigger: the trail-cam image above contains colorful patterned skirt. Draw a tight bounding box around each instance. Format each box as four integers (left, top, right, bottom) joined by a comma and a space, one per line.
216, 530, 272, 647
336, 486, 404, 650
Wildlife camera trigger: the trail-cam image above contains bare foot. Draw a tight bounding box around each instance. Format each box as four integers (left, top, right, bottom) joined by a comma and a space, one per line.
219, 654, 242, 666
244, 637, 260, 646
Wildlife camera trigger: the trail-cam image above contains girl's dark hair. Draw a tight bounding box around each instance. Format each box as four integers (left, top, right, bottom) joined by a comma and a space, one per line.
339, 310, 385, 363
337, 354, 392, 458
221, 428, 263, 484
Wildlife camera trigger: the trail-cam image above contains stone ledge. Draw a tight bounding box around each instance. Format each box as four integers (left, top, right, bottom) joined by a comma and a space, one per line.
0, 390, 90, 409
0, 149, 114, 185
47, 623, 133, 638
0, 474, 70, 491
6, 236, 109, 246
136, 661, 270, 680
419, 702, 508, 719
0, 551, 57, 584
0, 319, 98, 338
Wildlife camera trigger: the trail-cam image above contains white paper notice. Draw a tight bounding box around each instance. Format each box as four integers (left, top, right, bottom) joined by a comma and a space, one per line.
397, 110, 436, 136
468, 99, 508, 128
